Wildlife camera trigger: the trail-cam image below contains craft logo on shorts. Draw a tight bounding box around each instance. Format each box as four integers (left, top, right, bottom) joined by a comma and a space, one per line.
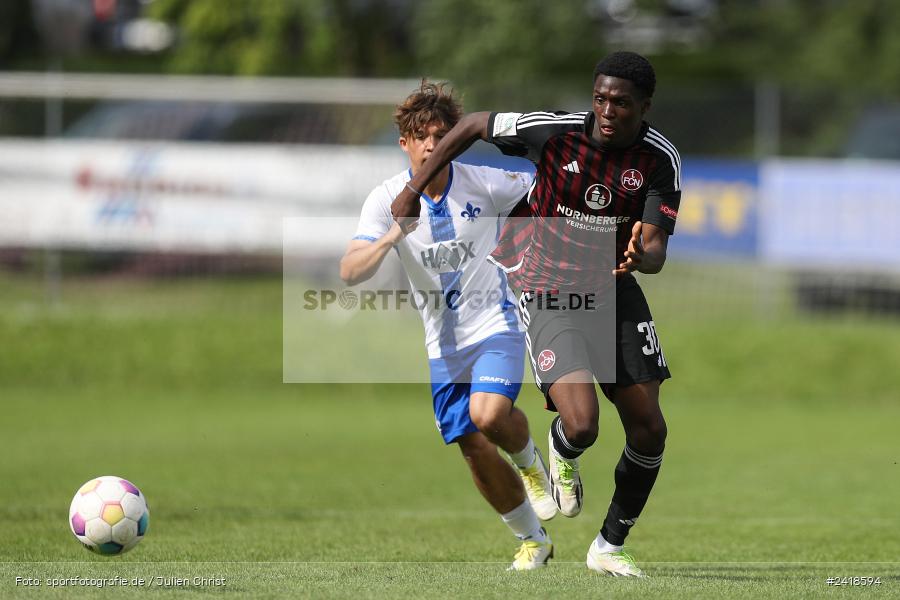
537, 349, 556, 372
621, 169, 644, 191
584, 183, 612, 210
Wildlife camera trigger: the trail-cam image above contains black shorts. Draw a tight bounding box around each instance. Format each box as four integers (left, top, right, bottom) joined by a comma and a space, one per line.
518, 276, 671, 407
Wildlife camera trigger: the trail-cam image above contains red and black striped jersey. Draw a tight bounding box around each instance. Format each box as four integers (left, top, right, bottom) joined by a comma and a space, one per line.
486, 110, 681, 292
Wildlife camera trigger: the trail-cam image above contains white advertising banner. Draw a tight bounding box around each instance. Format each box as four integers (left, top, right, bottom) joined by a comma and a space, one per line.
760, 159, 900, 271
0, 140, 406, 253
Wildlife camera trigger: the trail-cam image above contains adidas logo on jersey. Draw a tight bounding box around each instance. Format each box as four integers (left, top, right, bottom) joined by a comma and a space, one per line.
562, 161, 581, 173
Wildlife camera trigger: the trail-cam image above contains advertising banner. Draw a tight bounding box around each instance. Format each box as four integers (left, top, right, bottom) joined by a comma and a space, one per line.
760, 160, 900, 270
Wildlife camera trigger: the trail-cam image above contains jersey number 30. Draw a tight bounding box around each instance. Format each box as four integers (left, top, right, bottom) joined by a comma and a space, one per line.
637, 321, 667, 367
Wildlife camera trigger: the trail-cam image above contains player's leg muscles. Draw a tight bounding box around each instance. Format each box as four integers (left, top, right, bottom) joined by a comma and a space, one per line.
456, 431, 525, 514
543, 373, 597, 518
598, 380, 666, 546
547, 373, 601, 451
456, 431, 551, 566
468, 392, 529, 453
612, 380, 666, 454
470, 391, 558, 522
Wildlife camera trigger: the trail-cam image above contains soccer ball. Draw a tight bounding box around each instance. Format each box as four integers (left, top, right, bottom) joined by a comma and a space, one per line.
69, 476, 149, 555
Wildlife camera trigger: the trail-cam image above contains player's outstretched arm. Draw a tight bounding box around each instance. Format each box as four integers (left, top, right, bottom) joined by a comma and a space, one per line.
613, 221, 669, 277
390, 111, 491, 228
339, 223, 406, 286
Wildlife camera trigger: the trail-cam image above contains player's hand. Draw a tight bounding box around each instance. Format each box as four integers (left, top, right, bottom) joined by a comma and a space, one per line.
613, 220, 644, 277
391, 186, 422, 234
385, 221, 412, 245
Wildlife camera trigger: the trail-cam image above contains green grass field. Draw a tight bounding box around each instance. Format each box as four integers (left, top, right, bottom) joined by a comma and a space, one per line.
1, 270, 899, 598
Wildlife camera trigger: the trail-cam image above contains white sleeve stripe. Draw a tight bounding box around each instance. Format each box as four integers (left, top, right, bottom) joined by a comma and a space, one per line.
647, 127, 678, 148
646, 128, 682, 167
645, 129, 682, 190
517, 111, 559, 120
518, 110, 588, 118
646, 134, 682, 173
646, 129, 682, 172
518, 116, 585, 126
643, 137, 680, 191
517, 111, 588, 125
517, 118, 585, 131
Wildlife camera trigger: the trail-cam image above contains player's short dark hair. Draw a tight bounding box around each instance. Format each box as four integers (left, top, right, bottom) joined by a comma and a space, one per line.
394, 80, 462, 138
593, 52, 656, 98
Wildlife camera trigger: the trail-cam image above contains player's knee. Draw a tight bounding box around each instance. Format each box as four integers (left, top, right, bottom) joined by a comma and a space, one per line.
647, 418, 667, 451
468, 395, 510, 435
629, 416, 667, 454
470, 408, 504, 436
563, 418, 598, 449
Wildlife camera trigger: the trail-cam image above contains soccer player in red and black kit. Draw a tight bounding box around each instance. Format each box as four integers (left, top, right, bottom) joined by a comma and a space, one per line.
392, 52, 679, 577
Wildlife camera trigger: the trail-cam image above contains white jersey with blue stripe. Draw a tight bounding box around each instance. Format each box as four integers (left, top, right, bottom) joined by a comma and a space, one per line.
354, 162, 532, 359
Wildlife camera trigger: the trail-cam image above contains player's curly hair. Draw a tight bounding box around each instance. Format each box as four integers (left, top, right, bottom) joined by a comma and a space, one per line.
394, 79, 462, 138
593, 51, 656, 98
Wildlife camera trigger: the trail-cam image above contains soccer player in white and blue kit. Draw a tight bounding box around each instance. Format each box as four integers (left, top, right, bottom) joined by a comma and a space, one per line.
340, 82, 555, 570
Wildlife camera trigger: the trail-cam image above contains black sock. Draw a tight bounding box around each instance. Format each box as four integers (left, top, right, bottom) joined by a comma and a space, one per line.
549, 416, 589, 459
600, 444, 663, 546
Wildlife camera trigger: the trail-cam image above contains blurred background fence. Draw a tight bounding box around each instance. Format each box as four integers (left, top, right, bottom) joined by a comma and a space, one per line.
2, 0, 900, 324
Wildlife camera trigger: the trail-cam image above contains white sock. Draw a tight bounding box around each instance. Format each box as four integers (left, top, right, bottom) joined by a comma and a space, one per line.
501, 500, 546, 542
507, 437, 536, 469
593, 532, 622, 554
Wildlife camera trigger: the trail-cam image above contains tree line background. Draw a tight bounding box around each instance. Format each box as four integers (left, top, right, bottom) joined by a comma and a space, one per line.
2, 0, 899, 156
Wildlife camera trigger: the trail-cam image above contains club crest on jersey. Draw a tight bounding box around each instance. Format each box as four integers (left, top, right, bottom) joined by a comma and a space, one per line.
537, 349, 556, 372
621, 169, 644, 191
584, 183, 612, 211
461, 202, 481, 222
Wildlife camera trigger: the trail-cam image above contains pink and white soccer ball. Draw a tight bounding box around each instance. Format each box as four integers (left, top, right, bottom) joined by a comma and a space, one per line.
68, 476, 149, 555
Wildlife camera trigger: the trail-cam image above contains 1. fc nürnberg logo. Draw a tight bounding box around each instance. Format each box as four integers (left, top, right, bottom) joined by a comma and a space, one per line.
584, 183, 612, 210
621, 169, 644, 191
537, 349, 556, 372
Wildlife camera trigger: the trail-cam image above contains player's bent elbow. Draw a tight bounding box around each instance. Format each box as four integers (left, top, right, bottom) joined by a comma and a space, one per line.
639, 250, 667, 275
338, 260, 364, 286
340, 272, 365, 287
640, 262, 664, 275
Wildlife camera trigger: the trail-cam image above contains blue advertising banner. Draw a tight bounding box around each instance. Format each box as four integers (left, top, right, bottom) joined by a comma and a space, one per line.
760, 160, 900, 270
669, 160, 759, 258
